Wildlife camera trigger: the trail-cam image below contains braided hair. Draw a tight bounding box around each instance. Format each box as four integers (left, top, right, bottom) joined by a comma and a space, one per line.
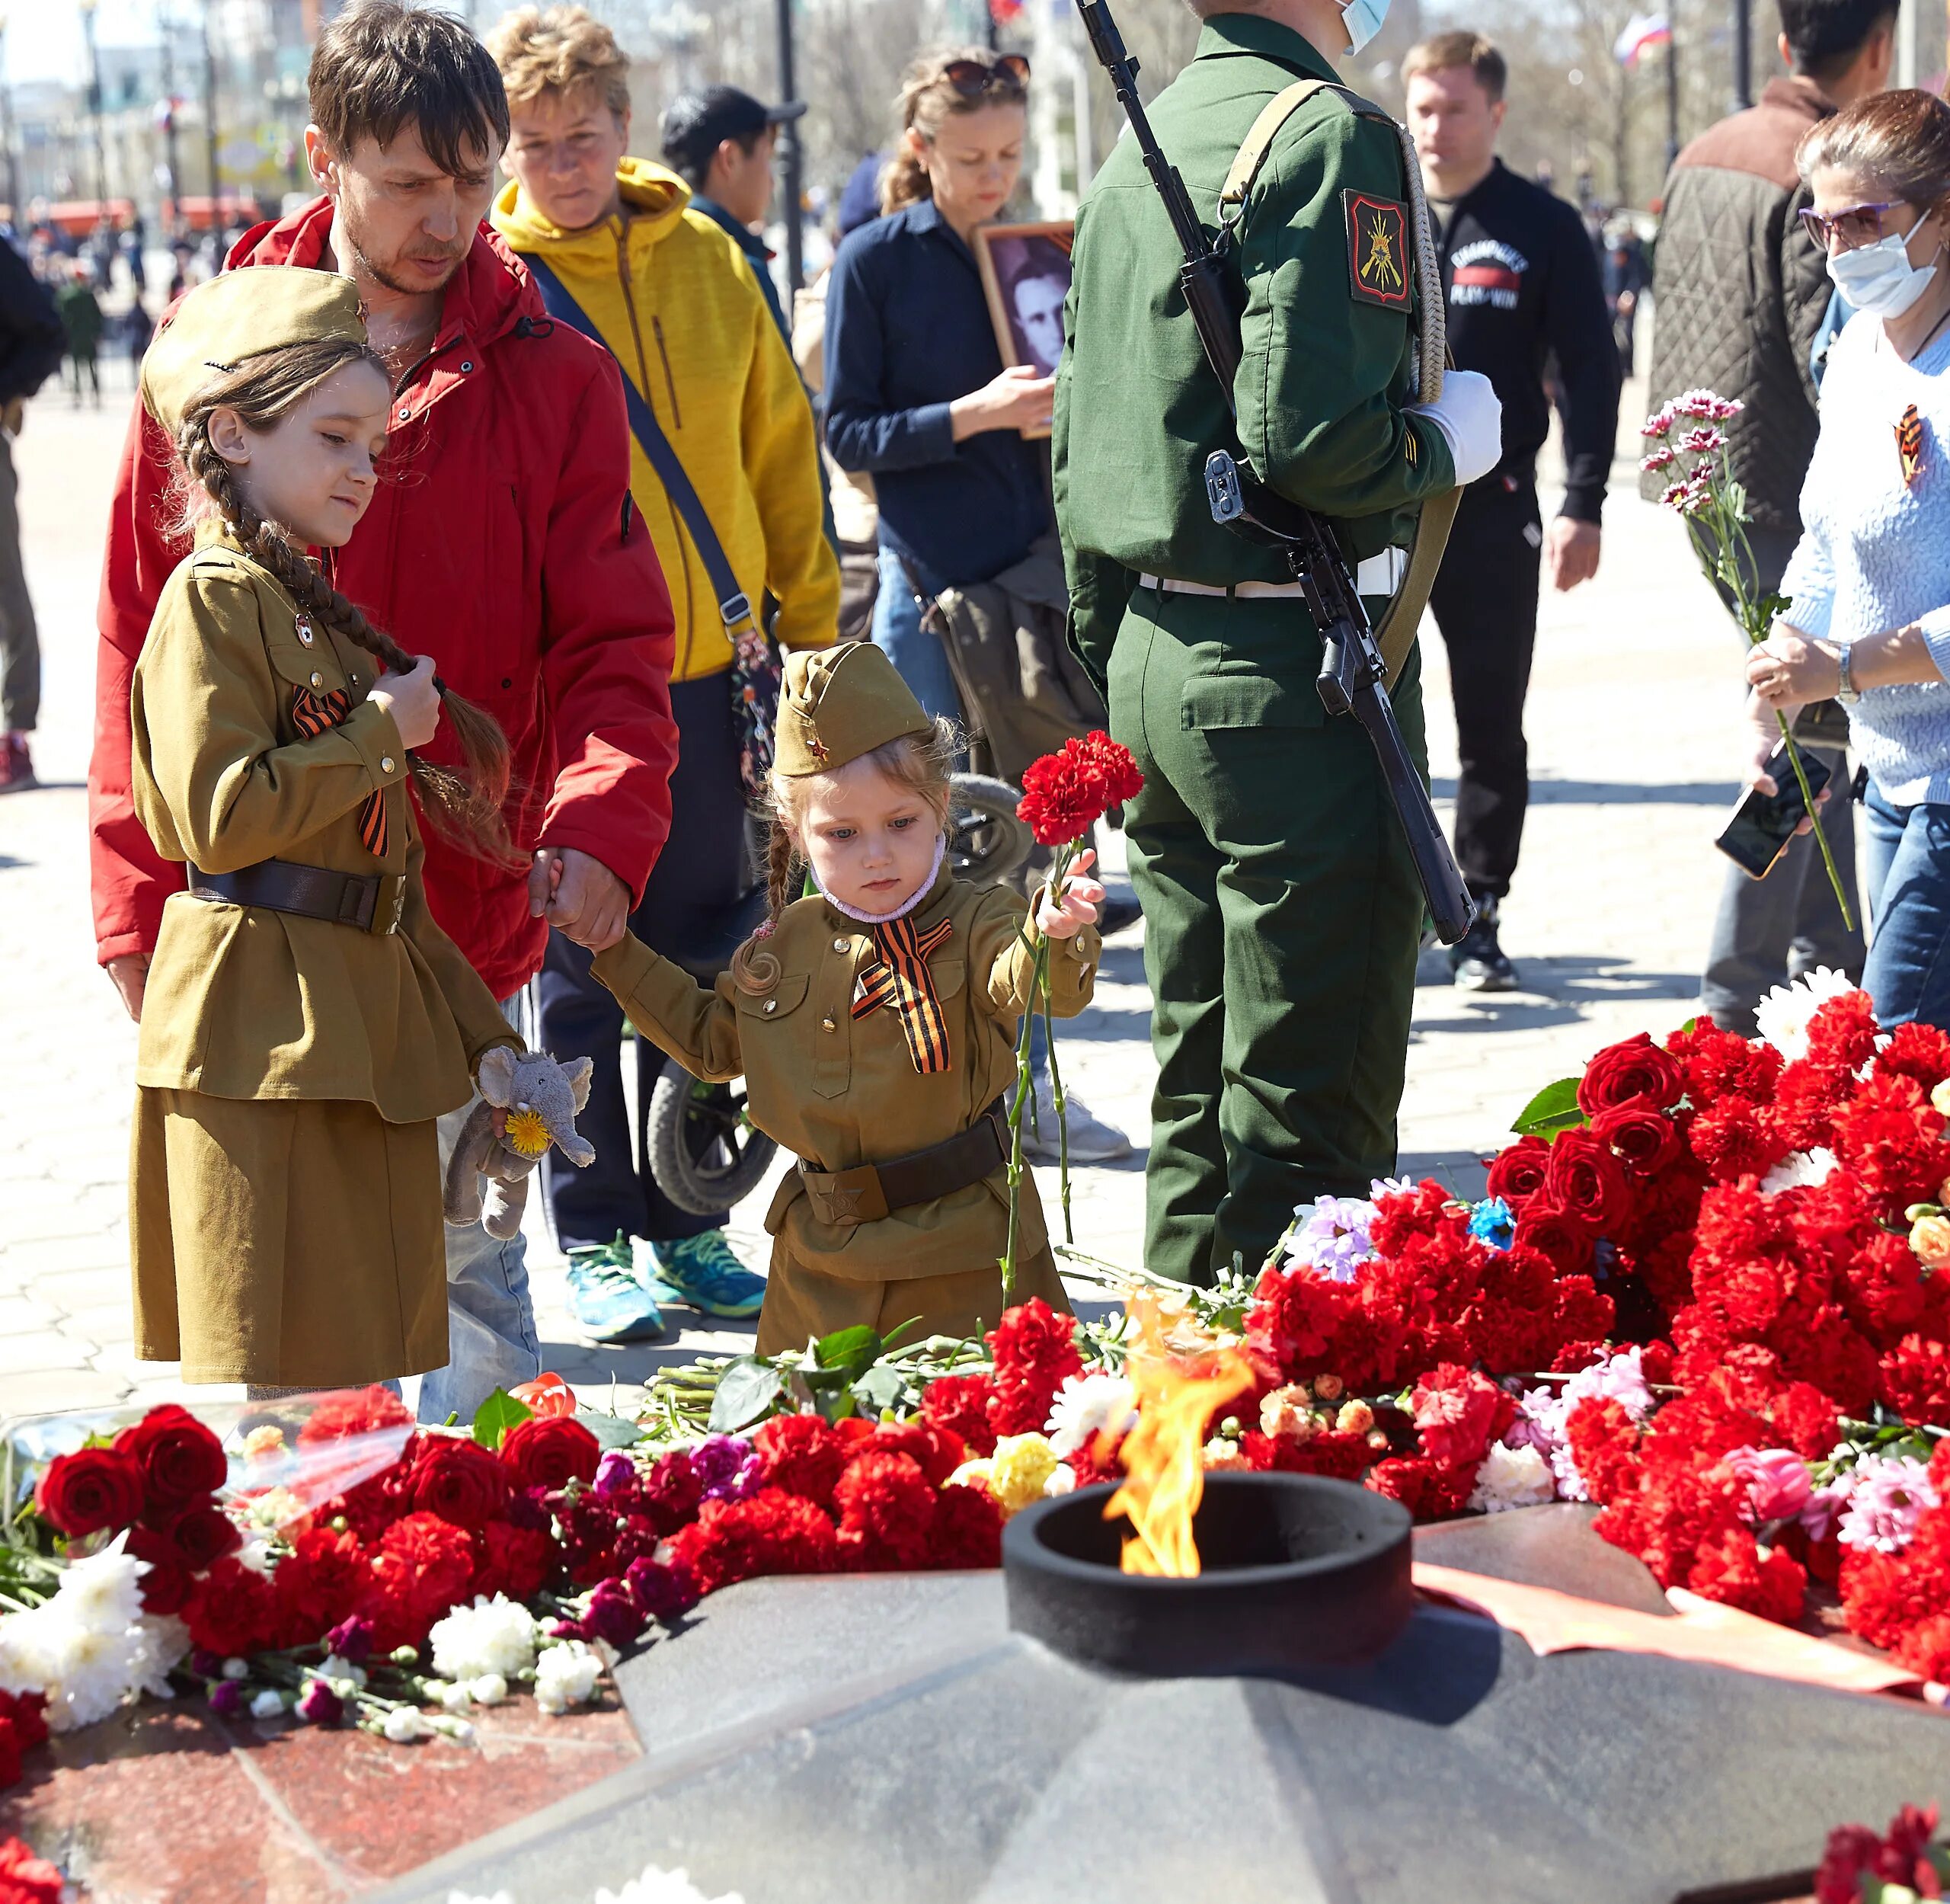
174, 338, 516, 866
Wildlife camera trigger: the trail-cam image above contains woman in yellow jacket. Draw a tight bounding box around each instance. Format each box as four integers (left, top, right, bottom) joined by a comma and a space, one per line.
487, 5, 840, 1342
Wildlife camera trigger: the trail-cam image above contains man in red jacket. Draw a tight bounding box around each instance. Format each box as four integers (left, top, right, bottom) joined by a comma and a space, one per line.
88, 0, 679, 1417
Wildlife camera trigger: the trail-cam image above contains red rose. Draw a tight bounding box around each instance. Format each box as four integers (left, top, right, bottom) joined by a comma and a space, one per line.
408, 1434, 513, 1530
185, 1555, 283, 1658
1513, 1200, 1595, 1273
1543, 1128, 1634, 1234
1593, 1104, 1681, 1176
35, 1445, 144, 1538
154, 1502, 241, 1573
1485, 1133, 1552, 1205
1578, 1031, 1686, 1116
116, 1403, 227, 1511
500, 1416, 602, 1491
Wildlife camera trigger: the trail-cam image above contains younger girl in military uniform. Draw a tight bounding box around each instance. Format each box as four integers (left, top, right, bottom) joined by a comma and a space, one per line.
127, 268, 523, 1390
591, 642, 1104, 1353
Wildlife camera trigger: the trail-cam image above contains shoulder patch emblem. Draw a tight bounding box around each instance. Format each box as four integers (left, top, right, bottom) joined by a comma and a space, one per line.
1344, 190, 1410, 309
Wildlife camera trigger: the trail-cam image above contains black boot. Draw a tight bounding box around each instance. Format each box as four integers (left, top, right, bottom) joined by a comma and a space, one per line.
1449, 894, 1518, 993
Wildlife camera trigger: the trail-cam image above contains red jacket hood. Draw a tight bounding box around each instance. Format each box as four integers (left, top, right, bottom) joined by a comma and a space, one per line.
224, 195, 547, 346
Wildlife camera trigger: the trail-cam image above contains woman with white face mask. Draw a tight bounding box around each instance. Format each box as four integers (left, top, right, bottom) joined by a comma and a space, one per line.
1745, 90, 1950, 1031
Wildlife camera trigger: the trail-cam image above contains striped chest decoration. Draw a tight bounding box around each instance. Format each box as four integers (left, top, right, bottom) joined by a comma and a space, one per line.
1897, 402, 1926, 488
850, 916, 954, 1074
292, 683, 389, 860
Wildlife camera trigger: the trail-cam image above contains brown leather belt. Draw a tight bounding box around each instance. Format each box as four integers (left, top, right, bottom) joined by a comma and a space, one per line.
188, 859, 403, 934
800, 1099, 1008, 1228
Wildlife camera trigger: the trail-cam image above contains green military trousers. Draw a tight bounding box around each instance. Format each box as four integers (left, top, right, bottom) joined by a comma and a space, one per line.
1108, 583, 1427, 1288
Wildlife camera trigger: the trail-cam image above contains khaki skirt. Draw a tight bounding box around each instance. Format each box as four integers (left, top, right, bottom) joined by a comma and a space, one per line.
129, 1087, 449, 1387
753, 1237, 1071, 1358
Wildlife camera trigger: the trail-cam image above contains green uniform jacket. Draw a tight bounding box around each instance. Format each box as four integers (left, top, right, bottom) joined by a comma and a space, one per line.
1053, 13, 1457, 681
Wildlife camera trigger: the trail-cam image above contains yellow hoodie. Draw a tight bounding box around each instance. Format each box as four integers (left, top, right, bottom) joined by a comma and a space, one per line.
492, 158, 839, 683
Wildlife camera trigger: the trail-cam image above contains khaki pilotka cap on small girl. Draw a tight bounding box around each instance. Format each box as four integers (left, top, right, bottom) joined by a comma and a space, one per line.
774, 641, 934, 779
140, 267, 369, 438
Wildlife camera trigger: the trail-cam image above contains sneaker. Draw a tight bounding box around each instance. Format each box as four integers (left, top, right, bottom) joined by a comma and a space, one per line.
564, 1232, 664, 1342
649, 1230, 766, 1320
0, 733, 34, 794
1021, 1081, 1132, 1163
1449, 900, 1519, 994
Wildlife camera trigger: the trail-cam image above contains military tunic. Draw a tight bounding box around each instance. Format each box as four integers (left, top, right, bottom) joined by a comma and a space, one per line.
128, 526, 519, 1385
1053, 14, 1459, 1287
591, 863, 1100, 1354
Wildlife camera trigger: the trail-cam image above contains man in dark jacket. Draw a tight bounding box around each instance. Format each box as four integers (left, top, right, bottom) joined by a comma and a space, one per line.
0, 232, 66, 793
1645, 0, 1895, 1033
1406, 32, 1620, 991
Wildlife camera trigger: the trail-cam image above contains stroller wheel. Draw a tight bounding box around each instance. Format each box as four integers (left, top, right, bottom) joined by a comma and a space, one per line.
645, 1070, 778, 1218
949, 772, 1033, 890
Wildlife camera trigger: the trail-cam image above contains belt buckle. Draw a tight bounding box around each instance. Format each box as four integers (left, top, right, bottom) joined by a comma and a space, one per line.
801, 1163, 887, 1227
378, 876, 404, 934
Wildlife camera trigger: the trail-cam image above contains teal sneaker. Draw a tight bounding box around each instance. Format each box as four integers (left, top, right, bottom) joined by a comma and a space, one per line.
649, 1230, 766, 1320
564, 1232, 665, 1342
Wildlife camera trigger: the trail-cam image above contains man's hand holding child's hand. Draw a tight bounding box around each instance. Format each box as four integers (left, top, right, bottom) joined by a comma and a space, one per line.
1036, 847, 1106, 941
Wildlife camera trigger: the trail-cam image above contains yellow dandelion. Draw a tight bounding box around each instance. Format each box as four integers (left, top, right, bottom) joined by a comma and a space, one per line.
505, 1108, 552, 1159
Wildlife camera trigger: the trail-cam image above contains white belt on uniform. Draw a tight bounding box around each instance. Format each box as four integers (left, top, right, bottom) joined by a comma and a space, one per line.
1138, 546, 1407, 599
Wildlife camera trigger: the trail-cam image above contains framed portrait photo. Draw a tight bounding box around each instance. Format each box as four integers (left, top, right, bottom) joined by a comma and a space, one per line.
973, 219, 1074, 439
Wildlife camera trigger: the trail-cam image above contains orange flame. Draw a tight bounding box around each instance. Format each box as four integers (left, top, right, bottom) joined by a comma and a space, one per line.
1104, 1292, 1258, 1576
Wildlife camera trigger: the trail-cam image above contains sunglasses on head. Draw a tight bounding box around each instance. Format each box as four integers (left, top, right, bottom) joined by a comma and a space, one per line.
940, 54, 1031, 97
1798, 200, 1907, 248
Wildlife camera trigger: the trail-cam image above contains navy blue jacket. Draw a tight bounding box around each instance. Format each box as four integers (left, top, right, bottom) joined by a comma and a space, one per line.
689, 194, 791, 344
823, 199, 1049, 587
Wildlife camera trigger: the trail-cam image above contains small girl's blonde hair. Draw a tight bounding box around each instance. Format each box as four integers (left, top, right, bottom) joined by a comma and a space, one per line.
730, 718, 959, 994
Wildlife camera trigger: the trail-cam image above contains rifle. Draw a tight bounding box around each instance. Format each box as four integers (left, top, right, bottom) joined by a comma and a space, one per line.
1075, 0, 1476, 947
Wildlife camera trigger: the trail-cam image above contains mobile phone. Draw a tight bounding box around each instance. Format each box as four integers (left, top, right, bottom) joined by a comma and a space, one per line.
1715, 744, 1833, 878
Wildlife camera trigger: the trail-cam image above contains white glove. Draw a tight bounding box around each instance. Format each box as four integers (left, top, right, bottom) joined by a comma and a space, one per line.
1406, 369, 1503, 488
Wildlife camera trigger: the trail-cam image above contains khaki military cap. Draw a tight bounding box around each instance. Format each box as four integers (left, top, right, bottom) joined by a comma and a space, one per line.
775, 642, 933, 777
142, 267, 369, 438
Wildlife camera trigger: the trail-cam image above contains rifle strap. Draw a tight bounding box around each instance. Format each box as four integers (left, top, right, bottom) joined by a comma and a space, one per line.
1217, 77, 1457, 688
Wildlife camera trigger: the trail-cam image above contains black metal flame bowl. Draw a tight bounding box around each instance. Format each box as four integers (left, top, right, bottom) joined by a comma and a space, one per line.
1001, 1472, 1415, 1678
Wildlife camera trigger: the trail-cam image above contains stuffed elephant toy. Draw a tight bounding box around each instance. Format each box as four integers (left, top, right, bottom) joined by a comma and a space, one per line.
444, 1048, 596, 1240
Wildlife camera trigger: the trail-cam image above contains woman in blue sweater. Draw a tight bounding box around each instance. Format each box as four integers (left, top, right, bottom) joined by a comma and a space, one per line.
1747, 90, 1950, 1029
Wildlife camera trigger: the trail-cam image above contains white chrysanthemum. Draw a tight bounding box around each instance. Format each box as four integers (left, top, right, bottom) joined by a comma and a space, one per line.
1467, 1443, 1558, 1515
37, 1618, 145, 1731
1760, 1147, 1838, 1198
1044, 1371, 1139, 1457
53, 1533, 149, 1634
534, 1640, 602, 1715
1753, 967, 1858, 1062
594, 1864, 748, 1904
430, 1594, 539, 1683
128, 1614, 190, 1698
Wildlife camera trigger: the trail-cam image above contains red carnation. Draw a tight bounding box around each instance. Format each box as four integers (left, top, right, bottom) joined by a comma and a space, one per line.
0, 1834, 62, 1903
667, 1487, 839, 1597
1593, 1104, 1682, 1176
1829, 1070, 1950, 1211
275, 1526, 369, 1643
1684, 1526, 1808, 1624
0, 1693, 50, 1797
1804, 990, 1880, 1072
1544, 1127, 1635, 1233
867, 1419, 966, 1488
363, 1512, 478, 1652
929, 1482, 1004, 1570
754, 1413, 853, 1506
1562, 1397, 1641, 1506
1578, 1032, 1686, 1116
116, 1403, 228, 1511
1367, 1455, 1473, 1522
1686, 1096, 1789, 1182
1878, 1019, 1950, 1092
296, 1386, 414, 1445
1015, 731, 1143, 847
921, 1374, 999, 1458
1408, 1364, 1513, 1471
833, 1451, 938, 1569
407, 1434, 513, 1530
986, 1298, 1084, 1435
639, 1447, 708, 1535
1666, 1019, 1783, 1106
1485, 1133, 1552, 1205
500, 1416, 602, 1491
473, 1522, 557, 1602
35, 1445, 144, 1539
186, 1554, 283, 1658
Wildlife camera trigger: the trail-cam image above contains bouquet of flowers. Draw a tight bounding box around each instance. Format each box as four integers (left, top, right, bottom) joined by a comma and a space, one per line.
1816, 1803, 1948, 1903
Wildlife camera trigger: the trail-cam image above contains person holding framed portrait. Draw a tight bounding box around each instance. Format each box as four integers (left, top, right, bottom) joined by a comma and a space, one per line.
823, 47, 1130, 1164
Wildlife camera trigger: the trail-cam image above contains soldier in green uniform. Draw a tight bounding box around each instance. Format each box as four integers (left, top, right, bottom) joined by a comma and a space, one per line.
1054, 0, 1503, 1287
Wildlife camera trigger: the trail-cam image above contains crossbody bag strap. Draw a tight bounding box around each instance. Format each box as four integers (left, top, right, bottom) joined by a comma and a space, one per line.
1217, 78, 1456, 686
523, 253, 756, 640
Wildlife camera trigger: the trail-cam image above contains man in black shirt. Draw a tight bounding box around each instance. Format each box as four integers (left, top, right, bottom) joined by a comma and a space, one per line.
1405, 32, 1621, 989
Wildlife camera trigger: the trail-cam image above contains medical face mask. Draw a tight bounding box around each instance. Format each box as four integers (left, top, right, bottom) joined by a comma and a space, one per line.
1827, 213, 1941, 319
1340, 0, 1389, 56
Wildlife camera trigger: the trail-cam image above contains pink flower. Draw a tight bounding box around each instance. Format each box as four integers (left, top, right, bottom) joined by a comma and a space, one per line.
1673, 387, 1724, 419
1677, 426, 1725, 456
1642, 446, 1677, 472
1725, 1446, 1814, 1524
1837, 1454, 1939, 1553
1642, 405, 1677, 439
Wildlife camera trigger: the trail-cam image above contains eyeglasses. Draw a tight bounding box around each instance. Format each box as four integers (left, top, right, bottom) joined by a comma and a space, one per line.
1798, 201, 1904, 249
939, 54, 1031, 97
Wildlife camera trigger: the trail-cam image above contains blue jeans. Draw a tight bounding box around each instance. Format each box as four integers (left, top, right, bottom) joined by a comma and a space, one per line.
418, 994, 541, 1424
1862, 784, 1950, 1032
871, 545, 963, 728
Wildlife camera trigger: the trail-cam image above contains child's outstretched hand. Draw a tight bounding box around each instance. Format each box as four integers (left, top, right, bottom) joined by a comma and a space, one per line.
1036, 847, 1105, 940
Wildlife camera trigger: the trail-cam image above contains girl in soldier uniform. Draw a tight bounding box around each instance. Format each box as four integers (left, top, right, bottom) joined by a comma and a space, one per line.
126, 267, 523, 1390
590, 641, 1104, 1353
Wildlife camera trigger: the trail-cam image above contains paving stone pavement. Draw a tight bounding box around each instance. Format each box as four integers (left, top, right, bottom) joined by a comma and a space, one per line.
0, 374, 1796, 1421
